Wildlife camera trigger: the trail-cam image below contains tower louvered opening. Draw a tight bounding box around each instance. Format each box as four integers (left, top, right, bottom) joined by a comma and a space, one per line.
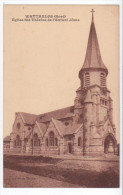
100, 73, 106, 87
81, 75, 84, 87
85, 72, 90, 87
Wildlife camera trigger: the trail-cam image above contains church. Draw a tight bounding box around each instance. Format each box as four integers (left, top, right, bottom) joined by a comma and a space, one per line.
4, 10, 118, 156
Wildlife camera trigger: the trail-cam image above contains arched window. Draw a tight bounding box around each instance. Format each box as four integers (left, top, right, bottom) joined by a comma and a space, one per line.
46, 138, 48, 146
85, 72, 90, 87
55, 138, 58, 146
17, 122, 21, 130
16, 135, 21, 146
78, 137, 81, 146
34, 133, 39, 147
100, 73, 106, 87
49, 131, 54, 146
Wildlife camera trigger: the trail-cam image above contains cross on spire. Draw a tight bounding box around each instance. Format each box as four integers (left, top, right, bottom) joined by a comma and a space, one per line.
90, 8, 95, 22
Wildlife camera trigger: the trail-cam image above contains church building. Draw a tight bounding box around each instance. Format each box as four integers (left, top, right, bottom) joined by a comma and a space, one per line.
6, 10, 117, 156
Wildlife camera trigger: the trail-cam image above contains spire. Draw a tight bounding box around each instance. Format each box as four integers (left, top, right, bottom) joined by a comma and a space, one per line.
79, 9, 108, 77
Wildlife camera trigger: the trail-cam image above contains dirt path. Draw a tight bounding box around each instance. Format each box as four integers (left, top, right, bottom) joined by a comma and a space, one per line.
3, 168, 82, 188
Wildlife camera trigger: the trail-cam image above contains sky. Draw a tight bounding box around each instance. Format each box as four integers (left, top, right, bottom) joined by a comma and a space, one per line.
3, 5, 119, 142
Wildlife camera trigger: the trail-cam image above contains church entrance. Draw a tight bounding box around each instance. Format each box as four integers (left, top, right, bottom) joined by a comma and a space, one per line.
104, 135, 115, 154
68, 143, 72, 153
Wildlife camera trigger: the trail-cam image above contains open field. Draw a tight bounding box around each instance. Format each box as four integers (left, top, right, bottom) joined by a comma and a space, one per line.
3, 154, 119, 188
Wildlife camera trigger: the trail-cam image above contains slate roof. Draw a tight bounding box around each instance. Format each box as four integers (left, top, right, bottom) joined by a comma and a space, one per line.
63, 123, 82, 135
15, 105, 83, 137
37, 106, 74, 123
19, 106, 74, 125
20, 112, 38, 125
79, 16, 108, 76
52, 118, 65, 136
4, 136, 11, 142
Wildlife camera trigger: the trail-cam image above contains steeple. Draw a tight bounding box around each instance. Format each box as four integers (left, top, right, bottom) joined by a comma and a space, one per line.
79, 9, 108, 78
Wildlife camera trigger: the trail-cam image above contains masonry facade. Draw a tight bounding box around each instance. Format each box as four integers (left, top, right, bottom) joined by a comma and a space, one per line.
5, 12, 118, 156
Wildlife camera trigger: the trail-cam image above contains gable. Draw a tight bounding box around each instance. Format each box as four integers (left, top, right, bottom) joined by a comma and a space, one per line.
12, 112, 25, 134
44, 120, 62, 138
32, 123, 43, 138
103, 119, 115, 136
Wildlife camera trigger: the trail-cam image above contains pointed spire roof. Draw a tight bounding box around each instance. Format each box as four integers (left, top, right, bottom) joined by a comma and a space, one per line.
79, 9, 108, 77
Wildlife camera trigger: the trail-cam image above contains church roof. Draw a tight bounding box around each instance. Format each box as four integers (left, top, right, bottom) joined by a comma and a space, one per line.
20, 112, 38, 125
4, 136, 11, 142
63, 123, 82, 135
52, 118, 65, 136
79, 12, 108, 76
19, 106, 74, 125
37, 106, 74, 123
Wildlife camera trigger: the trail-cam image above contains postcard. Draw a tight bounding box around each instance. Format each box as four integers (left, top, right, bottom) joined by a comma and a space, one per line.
1, 3, 122, 195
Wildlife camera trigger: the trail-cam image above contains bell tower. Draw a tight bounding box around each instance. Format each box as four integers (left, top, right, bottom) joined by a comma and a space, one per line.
74, 9, 117, 155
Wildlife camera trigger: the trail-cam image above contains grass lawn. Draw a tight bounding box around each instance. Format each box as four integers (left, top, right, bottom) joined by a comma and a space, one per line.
4, 168, 81, 188
3, 154, 119, 188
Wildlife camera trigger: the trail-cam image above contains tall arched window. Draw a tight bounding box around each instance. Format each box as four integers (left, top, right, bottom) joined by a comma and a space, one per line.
85, 72, 90, 87
55, 138, 58, 146
49, 131, 54, 146
78, 137, 81, 146
16, 135, 21, 146
100, 73, 106, 87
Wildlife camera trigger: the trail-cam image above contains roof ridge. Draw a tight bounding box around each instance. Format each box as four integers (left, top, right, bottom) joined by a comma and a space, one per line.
21, 112, 38, 116
39, 105, 74, 116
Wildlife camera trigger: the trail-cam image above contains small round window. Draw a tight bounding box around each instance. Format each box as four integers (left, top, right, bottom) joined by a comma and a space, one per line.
65, 122, 69, 126
17, 122, 21, 130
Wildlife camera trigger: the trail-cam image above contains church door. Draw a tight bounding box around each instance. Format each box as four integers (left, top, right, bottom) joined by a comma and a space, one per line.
68, 143, 72, 153
104, 135, 115, 154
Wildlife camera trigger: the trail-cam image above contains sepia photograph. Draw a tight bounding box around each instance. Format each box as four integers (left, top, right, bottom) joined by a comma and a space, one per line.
3, 4, 120, 189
